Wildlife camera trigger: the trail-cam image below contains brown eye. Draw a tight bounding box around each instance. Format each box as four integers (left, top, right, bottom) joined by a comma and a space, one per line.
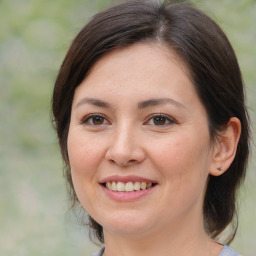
92, 116, 105, 125
81, 114, 108, 126
153, 116, 167, 125
145, 114, 175, 126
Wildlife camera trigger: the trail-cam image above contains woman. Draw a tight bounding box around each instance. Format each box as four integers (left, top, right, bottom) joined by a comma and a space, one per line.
52, 1, 250, 255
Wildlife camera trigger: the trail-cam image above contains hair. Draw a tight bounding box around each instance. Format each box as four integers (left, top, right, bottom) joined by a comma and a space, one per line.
52, 0, 250, 245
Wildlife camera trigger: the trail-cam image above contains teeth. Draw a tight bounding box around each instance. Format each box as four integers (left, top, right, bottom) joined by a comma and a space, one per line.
125, 182, 134, 192
112, 181, 117, 191
105, 181, 154, 192
141, 182, 147, 190
117, 182, 125, 192
106, 182, 112, 190
134, 181, 140, 191
147, 182, 152, 188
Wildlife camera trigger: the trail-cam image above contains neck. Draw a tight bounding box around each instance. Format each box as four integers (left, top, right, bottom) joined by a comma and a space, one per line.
103, 213, 222, 256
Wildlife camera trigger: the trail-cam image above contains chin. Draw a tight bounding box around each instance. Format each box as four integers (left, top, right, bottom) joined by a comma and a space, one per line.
97, 211, 154, 236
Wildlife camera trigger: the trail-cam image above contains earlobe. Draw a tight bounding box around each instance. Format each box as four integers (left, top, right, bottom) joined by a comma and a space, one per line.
210, 117, 241, 176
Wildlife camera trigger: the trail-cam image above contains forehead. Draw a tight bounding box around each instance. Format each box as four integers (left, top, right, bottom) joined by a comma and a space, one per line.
74, 43, 195, 101
87, 42, 191, 81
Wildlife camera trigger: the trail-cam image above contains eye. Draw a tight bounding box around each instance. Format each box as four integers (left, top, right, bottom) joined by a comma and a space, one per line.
81, 114, 109, 126
145, 114, 175, 126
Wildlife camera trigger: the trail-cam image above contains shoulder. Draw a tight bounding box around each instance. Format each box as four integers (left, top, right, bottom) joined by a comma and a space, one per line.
218, 245, 242, 256
89, 247, 105, 256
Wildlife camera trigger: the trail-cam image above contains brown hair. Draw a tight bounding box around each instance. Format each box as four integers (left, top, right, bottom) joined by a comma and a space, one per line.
52, 0, 250, 244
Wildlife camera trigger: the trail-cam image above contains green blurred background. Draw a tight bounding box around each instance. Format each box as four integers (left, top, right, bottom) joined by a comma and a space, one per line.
0, 0, 255, 255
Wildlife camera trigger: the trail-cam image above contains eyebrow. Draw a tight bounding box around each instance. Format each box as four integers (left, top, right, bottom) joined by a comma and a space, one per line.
138, 98, 187, 109
75, 98, 111, 109
75, 97, 186, 109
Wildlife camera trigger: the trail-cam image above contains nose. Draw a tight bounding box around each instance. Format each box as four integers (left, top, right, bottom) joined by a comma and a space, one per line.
105, 124, 146, 167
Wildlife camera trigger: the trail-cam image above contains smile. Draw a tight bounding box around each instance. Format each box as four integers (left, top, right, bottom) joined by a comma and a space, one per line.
99, 175, 158, 201
105, 181, 153, 192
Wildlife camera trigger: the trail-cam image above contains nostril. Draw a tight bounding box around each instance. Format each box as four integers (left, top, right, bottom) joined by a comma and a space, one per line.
108, 158, 137, 166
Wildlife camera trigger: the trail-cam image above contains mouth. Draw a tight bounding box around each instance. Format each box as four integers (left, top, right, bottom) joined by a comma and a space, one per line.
99, 176, 158, 201
102, 181, 157, 192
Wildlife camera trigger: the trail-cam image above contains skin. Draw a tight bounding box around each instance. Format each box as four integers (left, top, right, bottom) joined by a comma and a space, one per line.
67, 43, 241, 256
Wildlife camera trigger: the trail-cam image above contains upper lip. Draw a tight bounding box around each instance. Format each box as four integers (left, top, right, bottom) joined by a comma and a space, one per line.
99, 175, 157, 184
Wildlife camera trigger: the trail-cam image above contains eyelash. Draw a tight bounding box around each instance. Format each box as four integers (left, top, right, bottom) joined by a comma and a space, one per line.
80, 113, 176, 127
80, 114, 109, 126
145, 114, 175, 126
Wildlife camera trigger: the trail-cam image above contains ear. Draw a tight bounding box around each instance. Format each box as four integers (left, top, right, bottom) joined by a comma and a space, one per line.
209, 117, 241, 176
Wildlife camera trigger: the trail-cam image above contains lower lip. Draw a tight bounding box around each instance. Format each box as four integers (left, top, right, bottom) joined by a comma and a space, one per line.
101, 185, 156, 202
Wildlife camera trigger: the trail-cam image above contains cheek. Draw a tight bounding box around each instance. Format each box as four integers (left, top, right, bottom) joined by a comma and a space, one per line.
67, 131, 104, 211
67, 131, 104, 173
149, 138, 195, 171
150, 135, 211, 216
149, 133, 211, 187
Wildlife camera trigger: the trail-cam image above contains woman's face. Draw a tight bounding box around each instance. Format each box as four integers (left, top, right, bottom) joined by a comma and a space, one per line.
68, 43, 215, 238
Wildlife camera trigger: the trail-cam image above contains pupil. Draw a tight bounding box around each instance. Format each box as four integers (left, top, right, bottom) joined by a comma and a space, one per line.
154, 116, 165, 125
93, 116, 103, 125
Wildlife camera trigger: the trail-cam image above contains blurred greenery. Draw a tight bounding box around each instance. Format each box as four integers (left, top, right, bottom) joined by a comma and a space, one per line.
0, 0, 255, 255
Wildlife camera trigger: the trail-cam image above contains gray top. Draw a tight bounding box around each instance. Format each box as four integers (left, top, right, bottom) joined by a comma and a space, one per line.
90, 245, 241, 256
219, 246, 241, 256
